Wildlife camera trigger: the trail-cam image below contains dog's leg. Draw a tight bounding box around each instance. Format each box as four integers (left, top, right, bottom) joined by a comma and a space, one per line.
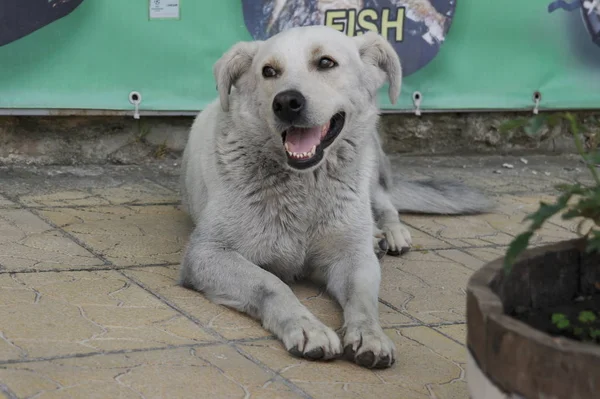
325, 249, 396, 368
180, 237, 342, 360
370, 134, 412, 257
372, 185, 412, 256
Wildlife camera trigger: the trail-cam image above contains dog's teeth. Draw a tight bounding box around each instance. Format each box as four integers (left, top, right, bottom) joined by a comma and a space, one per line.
284, 143, 290, 152
288, 150, 317, 159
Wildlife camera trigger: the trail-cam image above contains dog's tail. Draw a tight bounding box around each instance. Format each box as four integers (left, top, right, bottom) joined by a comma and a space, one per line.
389, 179, 494, 215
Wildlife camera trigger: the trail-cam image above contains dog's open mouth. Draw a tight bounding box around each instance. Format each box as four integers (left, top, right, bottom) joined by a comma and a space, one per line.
281, 112, 345, 170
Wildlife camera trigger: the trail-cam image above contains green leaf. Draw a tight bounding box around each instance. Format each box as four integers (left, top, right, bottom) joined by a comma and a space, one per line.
498, 118, 529, 134
561, 208, 582, 220
554, 183, 578, 193
503, 231, 534, 274
552, 313, 568, 324
583, 152, 600, 166
552, 313, 571, 331
556, 319, 570, 330
590, 329, 600, 339
564, 112, 581, 135
524, 115, 549, 137
546, 113, 566, 128
578, 311, 597, 323
573, 327, 584, 336
586, 231, 600, 253
554, 183, 587, 195
524, 192, 575, 230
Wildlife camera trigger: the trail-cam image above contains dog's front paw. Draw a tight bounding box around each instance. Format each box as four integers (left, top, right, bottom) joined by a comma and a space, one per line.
343, 323, 396, 369
282, 316, 342, 361
382, 221, 412, 256
373, 228, 389, 260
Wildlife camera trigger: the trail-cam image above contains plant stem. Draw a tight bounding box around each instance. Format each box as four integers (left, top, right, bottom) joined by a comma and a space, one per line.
568, 113, 600, 186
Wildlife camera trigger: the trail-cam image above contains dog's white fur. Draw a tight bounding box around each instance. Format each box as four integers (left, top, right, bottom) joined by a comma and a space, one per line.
180, 25, 491, 368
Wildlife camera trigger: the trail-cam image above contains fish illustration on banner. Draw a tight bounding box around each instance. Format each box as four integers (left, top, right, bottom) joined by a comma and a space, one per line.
241, 0, 456, 76
0, 0, 85, 47
548, 0, 600, 46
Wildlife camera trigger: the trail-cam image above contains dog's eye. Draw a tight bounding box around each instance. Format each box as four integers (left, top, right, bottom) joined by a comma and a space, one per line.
262, 66, 277, 78
317, 57, 337, 70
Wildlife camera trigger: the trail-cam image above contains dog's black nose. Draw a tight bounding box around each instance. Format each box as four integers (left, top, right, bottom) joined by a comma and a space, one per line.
272, 90, 305, 123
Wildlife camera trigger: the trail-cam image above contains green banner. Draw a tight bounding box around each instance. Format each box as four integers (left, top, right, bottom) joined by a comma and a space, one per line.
0, 0, 599, 113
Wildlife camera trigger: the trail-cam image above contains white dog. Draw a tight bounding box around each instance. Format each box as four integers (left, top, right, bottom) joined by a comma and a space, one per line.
180, 25, 491, 368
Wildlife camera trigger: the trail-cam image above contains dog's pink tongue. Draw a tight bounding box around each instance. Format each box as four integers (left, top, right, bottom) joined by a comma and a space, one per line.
285, 126, 322, 153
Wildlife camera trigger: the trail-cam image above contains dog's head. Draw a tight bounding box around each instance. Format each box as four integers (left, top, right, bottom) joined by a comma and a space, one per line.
214, 26, 401, 171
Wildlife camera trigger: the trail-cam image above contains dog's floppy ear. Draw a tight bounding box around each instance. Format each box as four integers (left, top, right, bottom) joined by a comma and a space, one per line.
354, 32, 402, 104
213, 41, 262, 112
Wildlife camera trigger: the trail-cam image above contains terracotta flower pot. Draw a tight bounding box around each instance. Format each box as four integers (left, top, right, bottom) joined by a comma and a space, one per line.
466, 238, 600, 399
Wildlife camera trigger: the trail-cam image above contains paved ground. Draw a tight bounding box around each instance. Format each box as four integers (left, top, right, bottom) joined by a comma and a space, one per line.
0, 154, 591, 399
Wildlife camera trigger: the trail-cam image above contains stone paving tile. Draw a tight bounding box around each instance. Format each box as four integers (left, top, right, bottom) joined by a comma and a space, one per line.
402, 226, 451, 250
492, 195, 580, 246
422, 168, 573, 195
19, 182, 178, 208
500, 194, 593, 240
0, 271, 214, 361
0, 209, 103, 272
124, 266, 414, 341
124, 265, 272, 341
403, 214, 516, 248
0, 345, 299, 399
403, 196, 578, 249
435, 249, 487, 271
237, 326, 466, 399
435, 324, 467, 346
38, 205, 193, 266
0, 158, 586, 398
0, 194, 16, 208
379, 251, 472, 324
435, 247, 506, 271
463, 247, 507, 263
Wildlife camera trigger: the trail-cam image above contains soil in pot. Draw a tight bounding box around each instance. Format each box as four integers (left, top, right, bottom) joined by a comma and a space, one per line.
512, 294, 600, 344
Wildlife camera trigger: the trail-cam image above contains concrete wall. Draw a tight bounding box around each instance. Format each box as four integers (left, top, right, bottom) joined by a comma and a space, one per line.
1, 112, 599, 165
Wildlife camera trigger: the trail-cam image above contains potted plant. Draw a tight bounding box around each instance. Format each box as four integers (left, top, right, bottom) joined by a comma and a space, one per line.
466, 113, 600, 399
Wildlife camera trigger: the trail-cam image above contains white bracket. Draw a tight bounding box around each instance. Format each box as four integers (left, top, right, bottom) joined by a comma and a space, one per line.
129, 91, 142, 120
532, 91, 541, 115
412, 91, 422, 116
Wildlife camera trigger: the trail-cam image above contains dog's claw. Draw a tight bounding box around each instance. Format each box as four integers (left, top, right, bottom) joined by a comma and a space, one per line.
343, 344, 356, 360
289, 345, 333, 361
345, 345, 392, 369
342, 325, 396, 369
388, 246, 411, 257
305, 347, 325, 360
284, 321, 342, 361
375, 238, 389, 260
356, 351, 376, 367
374, 354, 392, 368
387, 248, 400, 256
378, 238, 388, 252
288, 346, 303, 358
